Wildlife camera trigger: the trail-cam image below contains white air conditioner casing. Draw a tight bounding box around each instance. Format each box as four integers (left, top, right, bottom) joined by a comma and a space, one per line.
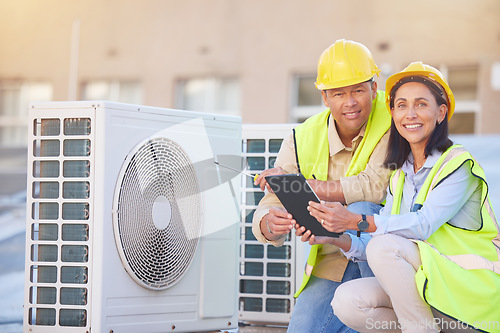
24, 101, 241, 332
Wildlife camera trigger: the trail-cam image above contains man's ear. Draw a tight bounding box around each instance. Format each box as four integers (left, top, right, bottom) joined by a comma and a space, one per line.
321, 90, 329, 107
371, 81, 378, 100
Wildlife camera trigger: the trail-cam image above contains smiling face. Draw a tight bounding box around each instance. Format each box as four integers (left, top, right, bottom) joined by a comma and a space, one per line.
321, 80, 377, 143
391, 81, 447, 153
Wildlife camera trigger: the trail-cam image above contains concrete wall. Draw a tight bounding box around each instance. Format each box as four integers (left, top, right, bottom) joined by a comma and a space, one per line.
1, 0, 499, 129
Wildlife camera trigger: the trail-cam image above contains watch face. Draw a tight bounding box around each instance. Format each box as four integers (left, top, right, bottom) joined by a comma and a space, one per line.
358, 220, 369, 232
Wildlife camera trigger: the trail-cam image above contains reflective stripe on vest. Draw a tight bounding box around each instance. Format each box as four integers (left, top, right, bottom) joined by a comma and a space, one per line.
293, 90, 390, 297
389, 145, 500, 330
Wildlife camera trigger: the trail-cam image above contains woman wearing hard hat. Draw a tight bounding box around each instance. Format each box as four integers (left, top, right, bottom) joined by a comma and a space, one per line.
306, 62, 500, 332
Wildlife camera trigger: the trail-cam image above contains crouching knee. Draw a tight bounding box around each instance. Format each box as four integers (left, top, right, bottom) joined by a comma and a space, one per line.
366, 234, 402, 271
331, 281, 358, 328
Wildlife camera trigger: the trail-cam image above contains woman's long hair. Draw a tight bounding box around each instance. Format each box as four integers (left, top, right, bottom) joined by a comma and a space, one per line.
383, 76, 453, 170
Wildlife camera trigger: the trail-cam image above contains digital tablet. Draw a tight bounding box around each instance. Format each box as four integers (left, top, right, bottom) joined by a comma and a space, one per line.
265, 173, 342, 238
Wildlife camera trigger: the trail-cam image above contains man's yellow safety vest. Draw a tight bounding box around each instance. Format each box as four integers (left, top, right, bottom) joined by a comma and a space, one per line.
389, 145, 500, 331
293, 90, 390, 297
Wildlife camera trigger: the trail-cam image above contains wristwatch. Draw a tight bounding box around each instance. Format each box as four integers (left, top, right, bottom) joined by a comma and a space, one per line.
357, 214, 368, 237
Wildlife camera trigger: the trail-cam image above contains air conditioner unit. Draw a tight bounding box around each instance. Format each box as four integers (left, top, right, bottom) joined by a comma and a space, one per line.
24, 101, 242, 333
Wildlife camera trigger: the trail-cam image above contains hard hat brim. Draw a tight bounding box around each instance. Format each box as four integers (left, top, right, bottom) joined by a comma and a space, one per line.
315, 74, 377, 90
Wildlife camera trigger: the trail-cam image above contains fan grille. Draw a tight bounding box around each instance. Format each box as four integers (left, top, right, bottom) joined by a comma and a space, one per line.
114, 137, 202, 289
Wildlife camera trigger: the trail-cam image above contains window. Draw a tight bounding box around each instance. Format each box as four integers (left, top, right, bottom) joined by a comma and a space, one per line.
81, 80, 142, 105
0, 81, 53, 146
175, 77, 240, 116
443, 65, 480, 134
290, 75, 323, 123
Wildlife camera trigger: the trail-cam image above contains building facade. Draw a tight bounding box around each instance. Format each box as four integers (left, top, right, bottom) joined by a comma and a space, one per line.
1, 0, 500, 147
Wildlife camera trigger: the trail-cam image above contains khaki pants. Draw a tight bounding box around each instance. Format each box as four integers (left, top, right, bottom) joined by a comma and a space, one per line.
331, 234, 440, 333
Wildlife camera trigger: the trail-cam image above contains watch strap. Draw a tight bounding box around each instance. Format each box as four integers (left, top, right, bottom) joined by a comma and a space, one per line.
356, 214, 367, 237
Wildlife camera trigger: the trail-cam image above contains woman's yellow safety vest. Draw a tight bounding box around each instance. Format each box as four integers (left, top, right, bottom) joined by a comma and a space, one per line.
389, 145, 500, 331
293, 90, 390, 297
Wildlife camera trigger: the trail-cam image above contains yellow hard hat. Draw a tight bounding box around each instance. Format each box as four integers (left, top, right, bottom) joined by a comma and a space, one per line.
315, 39, 381, 90
385, 61, 455, 120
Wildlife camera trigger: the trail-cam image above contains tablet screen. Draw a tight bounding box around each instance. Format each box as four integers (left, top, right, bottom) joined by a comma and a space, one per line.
265, 173, 342, 238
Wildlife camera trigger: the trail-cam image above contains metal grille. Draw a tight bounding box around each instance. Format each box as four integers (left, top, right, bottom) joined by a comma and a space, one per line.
239, 124, 305, 325
113, 137, 202, 290
26, 115, 93, 329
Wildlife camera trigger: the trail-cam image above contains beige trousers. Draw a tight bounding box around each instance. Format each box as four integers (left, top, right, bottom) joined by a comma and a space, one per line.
331, 234, 440, 333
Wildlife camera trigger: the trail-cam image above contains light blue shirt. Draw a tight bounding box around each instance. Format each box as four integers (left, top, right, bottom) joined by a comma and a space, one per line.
343, 149, 482, 261
373, 149, 482, 239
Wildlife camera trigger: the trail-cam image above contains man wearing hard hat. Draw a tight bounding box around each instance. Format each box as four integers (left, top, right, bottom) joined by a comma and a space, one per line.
253, 39, 392, 332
